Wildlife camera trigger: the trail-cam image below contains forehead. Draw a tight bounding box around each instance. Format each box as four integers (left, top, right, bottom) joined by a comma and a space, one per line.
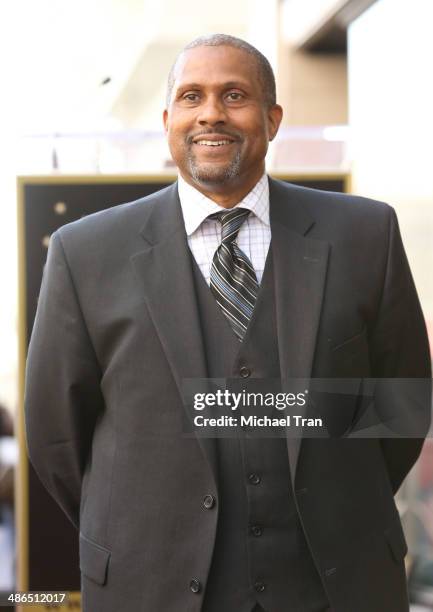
172, 45, 260, 90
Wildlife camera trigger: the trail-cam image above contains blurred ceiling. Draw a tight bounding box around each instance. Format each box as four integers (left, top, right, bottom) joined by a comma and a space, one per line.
282, 0, 377, 52
9, 0, 251, 133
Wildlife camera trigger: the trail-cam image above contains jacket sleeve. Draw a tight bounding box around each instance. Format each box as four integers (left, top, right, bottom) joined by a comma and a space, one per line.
369, 207, 431, 493
24, 230, 105, 529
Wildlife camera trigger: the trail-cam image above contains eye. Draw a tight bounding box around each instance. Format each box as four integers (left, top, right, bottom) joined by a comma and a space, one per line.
226, 91, 244, 101
182, 92, 200, 102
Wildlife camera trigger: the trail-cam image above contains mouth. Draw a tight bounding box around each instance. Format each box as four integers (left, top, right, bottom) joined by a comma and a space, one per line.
194, 139, 234, 147
190, 133, 239, 148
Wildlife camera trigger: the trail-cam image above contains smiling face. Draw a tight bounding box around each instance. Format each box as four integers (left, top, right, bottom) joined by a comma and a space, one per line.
163, 45, 282, 205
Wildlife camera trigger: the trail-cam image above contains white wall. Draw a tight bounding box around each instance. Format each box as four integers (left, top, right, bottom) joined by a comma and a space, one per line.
349, 0, 433, 336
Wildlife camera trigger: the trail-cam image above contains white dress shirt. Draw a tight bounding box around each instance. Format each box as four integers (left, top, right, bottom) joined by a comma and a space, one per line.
177, 173, 271, 285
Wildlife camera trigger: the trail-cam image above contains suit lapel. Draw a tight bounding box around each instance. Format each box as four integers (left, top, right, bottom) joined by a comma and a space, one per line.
269, 178, 330, 485
130, 183, 218, 486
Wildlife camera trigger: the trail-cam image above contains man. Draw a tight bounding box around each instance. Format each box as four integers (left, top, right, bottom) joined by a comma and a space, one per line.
25, 34, 431, 612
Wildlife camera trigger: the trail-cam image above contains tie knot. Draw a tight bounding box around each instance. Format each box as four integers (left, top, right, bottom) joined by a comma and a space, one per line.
210, 208, 251, 243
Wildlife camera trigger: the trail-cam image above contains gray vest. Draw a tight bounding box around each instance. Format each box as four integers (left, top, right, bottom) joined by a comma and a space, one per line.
191, 251, 329, 612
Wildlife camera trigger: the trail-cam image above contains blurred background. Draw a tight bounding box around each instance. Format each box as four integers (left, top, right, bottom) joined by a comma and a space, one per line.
0, 0, 432, 609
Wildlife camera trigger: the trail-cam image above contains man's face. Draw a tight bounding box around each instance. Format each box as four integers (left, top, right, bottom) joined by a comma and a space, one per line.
163, 45, 282, 194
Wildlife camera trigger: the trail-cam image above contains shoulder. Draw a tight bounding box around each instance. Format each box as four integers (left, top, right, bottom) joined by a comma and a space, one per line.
270, 177, 393, 217
55, 182, 177, 247
269, 177, 395, 237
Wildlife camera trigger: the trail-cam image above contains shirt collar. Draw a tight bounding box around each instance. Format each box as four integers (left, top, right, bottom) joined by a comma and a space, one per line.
177, 173, 270, 237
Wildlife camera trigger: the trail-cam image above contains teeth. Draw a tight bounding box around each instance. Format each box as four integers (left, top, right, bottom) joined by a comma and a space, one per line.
196, 140, 232, 146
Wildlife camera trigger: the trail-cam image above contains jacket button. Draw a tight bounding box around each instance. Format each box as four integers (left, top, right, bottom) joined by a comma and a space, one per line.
254, 581, 266, 592
203, 494, 215, 509
239, 366, 251, 378
190, 578, 201, 593
251, 524, 263, 537
248, 473, 261, 485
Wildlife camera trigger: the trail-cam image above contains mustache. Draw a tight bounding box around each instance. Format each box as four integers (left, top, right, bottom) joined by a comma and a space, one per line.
187, 130, 242, 144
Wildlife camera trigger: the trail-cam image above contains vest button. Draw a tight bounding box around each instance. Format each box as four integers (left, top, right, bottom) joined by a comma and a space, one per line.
203, 494, 215, 509
239, 366, 251, 378
254, 581, 266, 592
251, 524, 263, 537
190, 578, 201, 593
248, 473, 261, 485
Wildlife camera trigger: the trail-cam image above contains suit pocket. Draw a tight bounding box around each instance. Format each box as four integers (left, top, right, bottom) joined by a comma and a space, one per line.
79, 533, 111, 585
331, 326, 367, 354
384, 517, 408, 562
330, 326, 370, 377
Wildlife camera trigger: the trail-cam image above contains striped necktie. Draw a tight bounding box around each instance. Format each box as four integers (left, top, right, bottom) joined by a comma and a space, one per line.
209, 208, 259, 341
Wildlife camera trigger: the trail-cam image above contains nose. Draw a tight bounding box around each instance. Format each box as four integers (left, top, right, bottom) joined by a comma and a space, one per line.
197, 95, 227, 126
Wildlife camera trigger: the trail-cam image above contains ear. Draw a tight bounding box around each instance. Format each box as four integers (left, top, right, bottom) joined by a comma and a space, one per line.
267, 104, 283, 141
163, 109, 169, 134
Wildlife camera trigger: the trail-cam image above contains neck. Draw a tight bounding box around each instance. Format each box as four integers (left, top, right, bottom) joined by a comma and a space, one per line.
180, 167, 265, 208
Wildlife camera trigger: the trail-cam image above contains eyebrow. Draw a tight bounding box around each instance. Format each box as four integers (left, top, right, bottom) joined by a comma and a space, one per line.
176, 81, 251, 92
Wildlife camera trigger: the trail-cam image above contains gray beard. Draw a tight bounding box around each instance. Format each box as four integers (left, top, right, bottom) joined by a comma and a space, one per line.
187, 148, 242, 184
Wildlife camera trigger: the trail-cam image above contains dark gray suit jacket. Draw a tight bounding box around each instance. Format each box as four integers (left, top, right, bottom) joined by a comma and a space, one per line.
25, 178, 431, 612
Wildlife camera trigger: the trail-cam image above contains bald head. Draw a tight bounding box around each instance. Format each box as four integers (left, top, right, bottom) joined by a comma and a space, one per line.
166, 34, 277, 109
